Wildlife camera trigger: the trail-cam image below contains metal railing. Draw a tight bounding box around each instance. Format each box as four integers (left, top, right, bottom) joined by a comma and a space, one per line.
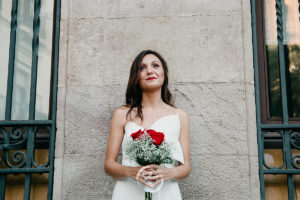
251, 0, 300, 199
0, 0, 61, 199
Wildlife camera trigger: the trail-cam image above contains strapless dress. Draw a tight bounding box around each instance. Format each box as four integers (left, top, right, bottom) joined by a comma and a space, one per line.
112, 114, 184, 200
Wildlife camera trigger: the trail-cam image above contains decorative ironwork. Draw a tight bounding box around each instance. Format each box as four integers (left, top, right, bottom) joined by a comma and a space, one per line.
0, 126, 51, 169
0, 0, 61, 199
262, 131, 286, 169
251, 0, 300, 199
275, 0, 283, 42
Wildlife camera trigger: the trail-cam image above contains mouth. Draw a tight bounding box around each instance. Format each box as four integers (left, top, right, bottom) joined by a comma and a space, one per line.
146, 77, 157, 80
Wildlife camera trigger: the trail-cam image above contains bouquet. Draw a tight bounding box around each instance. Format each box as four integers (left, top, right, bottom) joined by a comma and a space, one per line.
125, 129, 173, 200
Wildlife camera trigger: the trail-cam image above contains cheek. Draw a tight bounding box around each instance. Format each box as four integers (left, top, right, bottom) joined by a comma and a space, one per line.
159, 70, 165, 81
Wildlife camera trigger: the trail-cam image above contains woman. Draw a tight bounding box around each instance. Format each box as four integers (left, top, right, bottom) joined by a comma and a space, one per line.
104, 50, 190, 200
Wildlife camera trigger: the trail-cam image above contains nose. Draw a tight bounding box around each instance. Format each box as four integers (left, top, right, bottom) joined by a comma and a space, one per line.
146, 66, 153, 74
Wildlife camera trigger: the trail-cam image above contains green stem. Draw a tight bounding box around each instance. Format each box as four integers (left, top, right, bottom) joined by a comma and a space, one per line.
145, 192, 152, 200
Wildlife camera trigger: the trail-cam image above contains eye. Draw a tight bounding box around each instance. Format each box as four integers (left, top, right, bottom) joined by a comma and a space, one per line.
153, 64, 159, 68
139, 65, 146, 70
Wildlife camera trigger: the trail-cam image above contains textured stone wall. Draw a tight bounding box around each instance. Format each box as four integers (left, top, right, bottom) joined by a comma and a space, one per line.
54, 0, 260, 199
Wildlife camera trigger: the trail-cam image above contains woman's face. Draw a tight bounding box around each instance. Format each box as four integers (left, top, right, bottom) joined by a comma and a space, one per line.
138, 54, 165, 91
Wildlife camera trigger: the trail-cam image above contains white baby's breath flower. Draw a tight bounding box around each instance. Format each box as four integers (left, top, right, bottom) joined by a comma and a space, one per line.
125, 132, 173, 166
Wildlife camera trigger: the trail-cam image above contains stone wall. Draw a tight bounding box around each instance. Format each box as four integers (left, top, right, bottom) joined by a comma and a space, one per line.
54, 0, 260, 199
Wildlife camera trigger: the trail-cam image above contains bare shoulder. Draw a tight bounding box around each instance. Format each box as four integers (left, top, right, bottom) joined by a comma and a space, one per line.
174, 107, 189, 121
111, 106, 129, 126
113, 105, 129, 116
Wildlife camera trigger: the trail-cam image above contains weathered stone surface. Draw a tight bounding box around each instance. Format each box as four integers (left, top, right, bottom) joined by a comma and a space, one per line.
180, 0, 241, 16
69, 0, 240, 19
249, 155, 260, 200
171, 82, 246, 124
170, 82, 248, 155
53, 158, 63, 200
55, 87, 66, 158
64, 85, 125, 156
245, 83, 258, 156
189, 115, 248, 155
242, 0, 255, 84
69, 0, 180, 19
180, 154, 250, 200
62, 156, 114, 200
61, 0, 70, 20
66, 15, 244, 86
67, 18, 106, 86
58, 19, 68, 88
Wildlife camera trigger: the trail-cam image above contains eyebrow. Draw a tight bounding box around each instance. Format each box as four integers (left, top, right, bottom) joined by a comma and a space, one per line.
140, 61, 159, 65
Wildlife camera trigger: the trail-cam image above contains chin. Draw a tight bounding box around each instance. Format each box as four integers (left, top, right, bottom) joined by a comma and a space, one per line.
141, 85, 162, 92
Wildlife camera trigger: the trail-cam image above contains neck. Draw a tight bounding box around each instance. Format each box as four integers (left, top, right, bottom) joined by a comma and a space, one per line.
141, 88, 165, 110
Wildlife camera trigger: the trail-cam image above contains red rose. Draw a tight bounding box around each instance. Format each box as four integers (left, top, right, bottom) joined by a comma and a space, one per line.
130, 129, 145, 140
146, 129, 165, 145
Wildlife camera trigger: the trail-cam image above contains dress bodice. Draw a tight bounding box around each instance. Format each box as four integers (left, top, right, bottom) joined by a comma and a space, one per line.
121, 114, 185, 167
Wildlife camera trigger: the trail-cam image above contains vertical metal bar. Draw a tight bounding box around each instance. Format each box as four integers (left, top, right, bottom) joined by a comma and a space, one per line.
1, 0, 19, 199
275, 0, 293, 199
23, 127, 34, 200
28, 0, 41, 120
47, 0, 61, 198
5, 0, 19, 121
275, 0, 289, 124
0, 130, 9, 200
251, 0, 265, 198
24, 0, 41, 199
284, 131, 294, 200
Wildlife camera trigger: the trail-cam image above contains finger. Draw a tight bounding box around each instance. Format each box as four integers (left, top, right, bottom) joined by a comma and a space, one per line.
150, 165, 161, 171
144, 169, 159, 177
139, 178, 156, 188
146, 175, 161, 183
143, 171, 155, 176
136, 166, 149, 180
150, 178, 163, 188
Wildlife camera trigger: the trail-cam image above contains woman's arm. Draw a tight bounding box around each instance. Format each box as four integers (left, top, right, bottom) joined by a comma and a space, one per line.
104, 107, 139, 180
104, 107, 152, 186
173, 109, 191, 180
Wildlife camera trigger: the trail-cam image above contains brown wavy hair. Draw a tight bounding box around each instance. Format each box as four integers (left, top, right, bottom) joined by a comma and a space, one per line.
126, 49, 174, 121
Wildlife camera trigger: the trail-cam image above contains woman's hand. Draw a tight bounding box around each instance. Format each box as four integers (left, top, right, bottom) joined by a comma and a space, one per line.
128, 166, 160, 188
142, 164, 175, 187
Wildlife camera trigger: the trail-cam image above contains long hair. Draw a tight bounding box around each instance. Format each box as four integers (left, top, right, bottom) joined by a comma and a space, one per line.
126, 49, 174, 121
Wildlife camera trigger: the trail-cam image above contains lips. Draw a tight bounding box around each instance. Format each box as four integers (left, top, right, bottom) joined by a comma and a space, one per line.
146, 77, 156, 80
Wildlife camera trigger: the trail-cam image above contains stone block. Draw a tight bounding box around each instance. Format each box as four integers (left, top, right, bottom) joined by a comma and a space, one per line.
62, 156, 114, 200
69, 0, 181, 19
67, 15, 244, 86
170, 82, 248, 155
249, 155, 260, 200
53, 157, 63, 200
171, 82, 247, 124
67, 18, 106, 86
180, 0, 241, 16
102, 15, 244, 86
69, 0, 241, 19
64, 85, 125, 156
242, 0, 255, 84
58, 19, 68, 88
180, 154, 250, 200
55, 87, 66, 158
189, 115, 248, 155
245, 83, 258, 156
61, 0, 70, 20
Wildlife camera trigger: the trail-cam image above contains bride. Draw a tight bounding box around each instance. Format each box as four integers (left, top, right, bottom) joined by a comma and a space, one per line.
104, 50, 190, 200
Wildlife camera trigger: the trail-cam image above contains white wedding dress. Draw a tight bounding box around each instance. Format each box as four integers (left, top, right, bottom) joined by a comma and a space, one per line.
112, 114, 185, 200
